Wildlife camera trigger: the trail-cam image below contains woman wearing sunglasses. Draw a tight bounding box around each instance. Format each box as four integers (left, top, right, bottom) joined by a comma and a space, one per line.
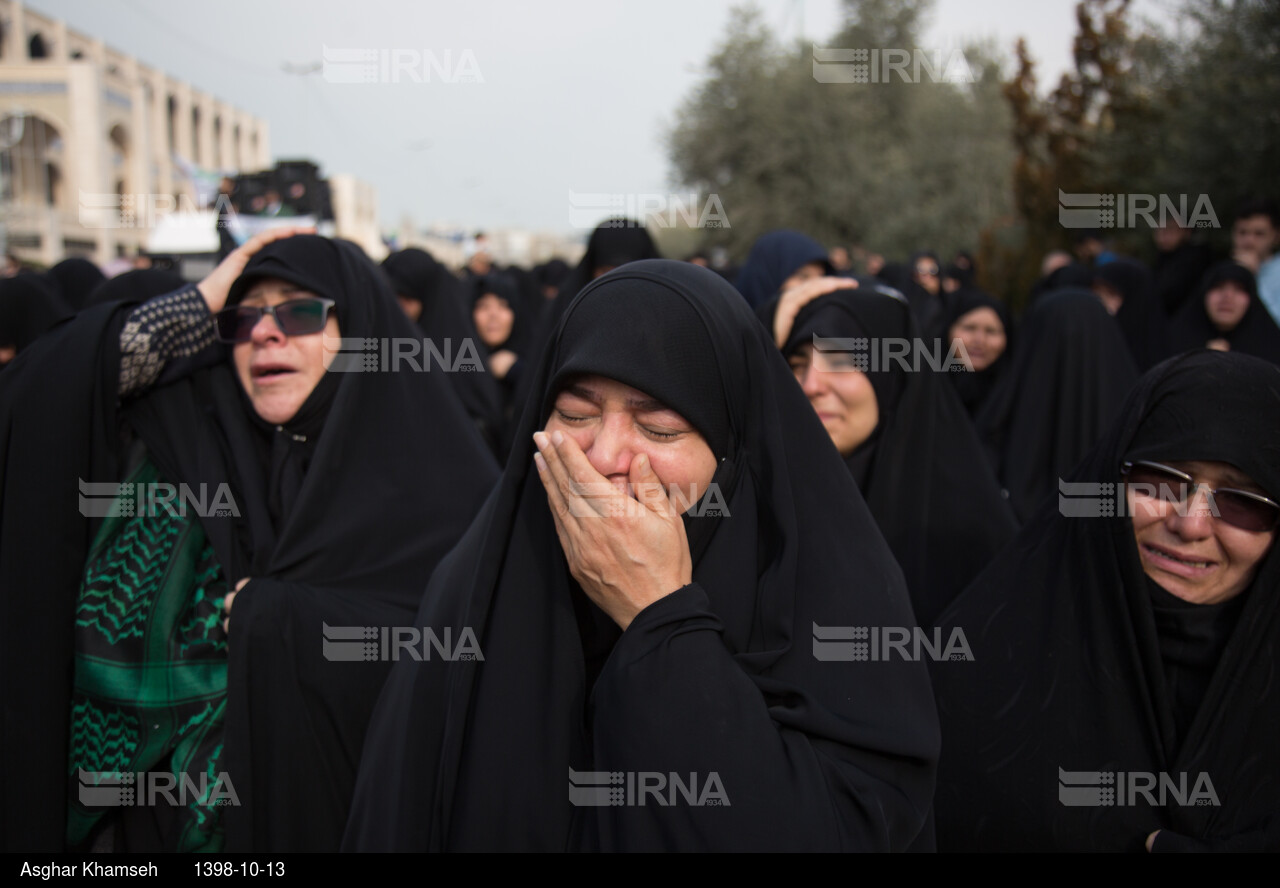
930, 350, 1280, 851
0, 231, 498, 852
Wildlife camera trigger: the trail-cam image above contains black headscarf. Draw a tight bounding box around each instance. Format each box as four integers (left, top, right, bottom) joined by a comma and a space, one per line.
0, 272, 71, 359
904, 250, 945, 335
733, 230, 832, 310
84, 268, 186, 308
940, 286, 1013, 418
46, 257, 106, 312
1095, 257, 1170, 371
345, 259, 939, 851
381, 248, 505, 454
932, 350, 1280, 851
469, 271, 532, 358
776, 288, 1017, 628
1167, 262, 1280, 365
0, 235, 500, 851
1029, 261, 1094, 307
1153, 239, 1214, 317
976, 288, 1139, 522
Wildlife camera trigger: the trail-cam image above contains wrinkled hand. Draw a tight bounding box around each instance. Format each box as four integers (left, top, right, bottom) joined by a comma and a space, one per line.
488, 349, 518, 380
222, 577, 251, 635
197, 225, 317, 315
533, 430, 691, 630
774, 276, 859, 347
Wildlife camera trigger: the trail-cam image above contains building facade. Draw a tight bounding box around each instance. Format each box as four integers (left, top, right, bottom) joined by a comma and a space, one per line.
0, 0, 270, 266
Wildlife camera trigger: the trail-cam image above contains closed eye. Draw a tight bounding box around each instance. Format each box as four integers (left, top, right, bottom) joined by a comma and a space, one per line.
555, 410, 593, 424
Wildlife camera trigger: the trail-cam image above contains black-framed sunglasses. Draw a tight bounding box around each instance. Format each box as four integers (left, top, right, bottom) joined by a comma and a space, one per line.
1120, 460, 1280, 533
215, 297, 335, 344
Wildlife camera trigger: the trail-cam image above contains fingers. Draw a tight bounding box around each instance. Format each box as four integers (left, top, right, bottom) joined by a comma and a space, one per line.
222, 577, 251, 634
1145, 830, 1160, 852
628, 452, 675, 517
535, 430, 617, 519
197, 225, 318, 314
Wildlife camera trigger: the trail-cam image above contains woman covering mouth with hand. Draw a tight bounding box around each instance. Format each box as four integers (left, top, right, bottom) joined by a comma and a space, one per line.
345, 259, 939, 852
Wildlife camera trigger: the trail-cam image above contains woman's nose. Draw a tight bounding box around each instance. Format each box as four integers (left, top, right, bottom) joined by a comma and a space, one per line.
800, 365, 827, 397
583, 416, 637, 477
250, 311, 285, 344
1166, 486, 1215, 538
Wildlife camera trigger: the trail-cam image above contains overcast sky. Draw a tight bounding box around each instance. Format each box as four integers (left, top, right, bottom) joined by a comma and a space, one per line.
26, 0, 1179, 235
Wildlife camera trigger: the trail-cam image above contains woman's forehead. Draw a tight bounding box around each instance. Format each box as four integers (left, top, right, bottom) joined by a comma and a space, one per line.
240, 276, 314, 305
557, 374, 673, 412
1163, 459, 1261, 490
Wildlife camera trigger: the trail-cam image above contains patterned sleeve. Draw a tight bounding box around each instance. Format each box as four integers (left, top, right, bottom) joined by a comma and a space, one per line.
119, 285, 220, 398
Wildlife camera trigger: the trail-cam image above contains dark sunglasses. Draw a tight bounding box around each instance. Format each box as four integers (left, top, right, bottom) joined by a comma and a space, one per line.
215, 297, 335, 344
1120, 460, 1280, 533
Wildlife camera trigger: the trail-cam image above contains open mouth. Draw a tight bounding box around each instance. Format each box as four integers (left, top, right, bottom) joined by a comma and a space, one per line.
1142, 542, 1214, 572
252, 365, 296, 380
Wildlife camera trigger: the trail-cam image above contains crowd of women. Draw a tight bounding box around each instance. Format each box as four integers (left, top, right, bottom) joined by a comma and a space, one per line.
1, 198, 1278, 852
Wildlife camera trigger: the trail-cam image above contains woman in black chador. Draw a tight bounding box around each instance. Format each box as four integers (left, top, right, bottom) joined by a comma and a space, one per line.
976, 288, 1139, 522
768, 286, 1016, 629
0, 231, 498, 852
932, 350, 1280, 851
344, 260, 939, 851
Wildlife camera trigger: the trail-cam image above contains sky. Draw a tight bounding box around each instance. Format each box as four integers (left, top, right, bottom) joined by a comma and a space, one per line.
25, 0, 1180, 236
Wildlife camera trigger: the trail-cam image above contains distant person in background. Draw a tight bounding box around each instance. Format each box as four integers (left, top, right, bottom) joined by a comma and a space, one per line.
1151, 217, 1213, 316
1167, 262, 1280, 365
2, 254, 23, 278
904, 251, 945, 334
976, 289, 1138, 522
828, 244, 852, 274
943, 287, 1011, 419
1093, 257, 1170, 371
0, 273, 71, 367
1229, 197, 1280, 326
382, 247, 505, 456
466, 232, 493, 278
1073, 229, 1116, 267
1028, 251, 1091, 307
533, 258, 570, 302
734, 229, 833, 310
46, 257, 106, 312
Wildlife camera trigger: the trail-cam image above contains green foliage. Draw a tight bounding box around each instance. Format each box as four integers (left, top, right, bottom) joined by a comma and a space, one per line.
667, 1, 1014, 269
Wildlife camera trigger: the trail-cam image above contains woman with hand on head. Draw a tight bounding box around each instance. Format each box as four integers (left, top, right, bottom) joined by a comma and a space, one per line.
345, 259, 939, 852
0, 231, 498, 852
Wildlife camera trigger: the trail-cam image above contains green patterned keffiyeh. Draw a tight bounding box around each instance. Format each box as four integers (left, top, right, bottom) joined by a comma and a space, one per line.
67, 456, 230, 852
